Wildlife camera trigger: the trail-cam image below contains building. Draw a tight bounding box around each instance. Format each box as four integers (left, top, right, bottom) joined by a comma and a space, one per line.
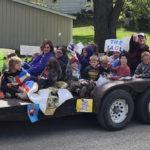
0, 0, 76, 50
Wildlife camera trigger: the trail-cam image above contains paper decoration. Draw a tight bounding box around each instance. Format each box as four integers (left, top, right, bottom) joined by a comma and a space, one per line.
76, 99, 93, 112
27, 103, 39, 123
67, 42, 79, 56
104, 39, 125, 52
20, 45, 40, 55
0, 48, 15, 57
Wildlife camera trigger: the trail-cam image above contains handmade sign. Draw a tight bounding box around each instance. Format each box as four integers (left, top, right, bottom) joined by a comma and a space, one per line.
0, 48, 15, 57
104, 39, 125, 52
76, 42, 84, 54
67, 42, 79, 56
20, 45, 40, 55
121, 37, 130, 52
76, 99, 93, 112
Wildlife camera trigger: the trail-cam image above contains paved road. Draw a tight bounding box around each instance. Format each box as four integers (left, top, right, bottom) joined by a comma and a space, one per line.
0, 114, 150, 150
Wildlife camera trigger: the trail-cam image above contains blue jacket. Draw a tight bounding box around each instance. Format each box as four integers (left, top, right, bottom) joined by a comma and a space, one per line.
76, 45, 93, 73
27, 52, 55, 76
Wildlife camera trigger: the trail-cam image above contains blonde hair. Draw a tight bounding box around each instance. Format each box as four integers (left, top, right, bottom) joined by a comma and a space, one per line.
90, 55, 98, 61
8, 56, 22, 72
100, 55, 109, 62
141, 51, 150, 58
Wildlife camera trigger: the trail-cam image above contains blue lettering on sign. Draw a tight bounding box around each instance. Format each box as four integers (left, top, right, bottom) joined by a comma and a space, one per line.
114, 40, 118, 44
110, 45, 113, 50
68, 43, 76, 51
119, 41, 123, 46
111, 40, 114, 44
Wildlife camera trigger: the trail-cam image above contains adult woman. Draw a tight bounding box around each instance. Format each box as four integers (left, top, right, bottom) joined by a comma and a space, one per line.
56, 47, 69, 80
27, 39, 55, 76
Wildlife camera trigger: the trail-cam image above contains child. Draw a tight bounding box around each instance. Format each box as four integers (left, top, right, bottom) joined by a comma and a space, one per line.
1, 56, 33, 99
106, 51, 131, 80
134, 52, 150, 78
82, 55, 100, 82
75, 45, 93, 73
38, 57, 62, 90
65, 56, 95, 96
99, 55, 110, 75
2, 52, 17, 74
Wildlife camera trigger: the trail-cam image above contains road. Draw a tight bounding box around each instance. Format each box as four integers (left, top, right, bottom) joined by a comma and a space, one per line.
0, 114, 150, 150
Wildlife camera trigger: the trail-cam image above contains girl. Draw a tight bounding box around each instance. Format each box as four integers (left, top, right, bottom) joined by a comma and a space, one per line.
38, 57, 62, 90
1, 56, 34, 99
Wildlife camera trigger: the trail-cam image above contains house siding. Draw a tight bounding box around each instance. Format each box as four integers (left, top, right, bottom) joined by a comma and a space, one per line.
0, 0, 73, 50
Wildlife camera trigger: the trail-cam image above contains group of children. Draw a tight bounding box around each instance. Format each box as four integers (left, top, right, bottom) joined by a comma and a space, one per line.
0, 43, 150, 100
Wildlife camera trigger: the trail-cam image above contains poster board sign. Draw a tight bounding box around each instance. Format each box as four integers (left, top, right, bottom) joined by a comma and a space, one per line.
20, 45, 40, 55
76, 42, 84, 54
121, 37, 130, 52
67, 42, 79, 56
0, 48, 15, 57
104, 39, 124, 53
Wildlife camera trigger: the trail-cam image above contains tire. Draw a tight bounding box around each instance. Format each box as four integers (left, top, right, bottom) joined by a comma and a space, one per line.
97, 89, 134, 131
135, 87, 150, 124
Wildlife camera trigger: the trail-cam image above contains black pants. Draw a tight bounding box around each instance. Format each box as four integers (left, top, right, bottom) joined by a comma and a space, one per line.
1, 85, 18, 96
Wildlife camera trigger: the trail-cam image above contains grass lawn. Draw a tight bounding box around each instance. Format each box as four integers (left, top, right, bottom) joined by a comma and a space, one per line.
73, 26, 150, 46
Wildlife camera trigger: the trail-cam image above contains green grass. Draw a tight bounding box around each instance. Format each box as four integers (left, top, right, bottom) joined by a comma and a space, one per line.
73, 26, 150, 46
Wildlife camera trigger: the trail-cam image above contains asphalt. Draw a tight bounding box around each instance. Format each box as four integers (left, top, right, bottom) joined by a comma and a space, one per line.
0, 114, 150, 150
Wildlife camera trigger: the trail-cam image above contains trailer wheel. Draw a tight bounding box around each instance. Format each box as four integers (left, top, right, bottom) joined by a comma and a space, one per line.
97, 89, 134, 131
136, 87, 150, 124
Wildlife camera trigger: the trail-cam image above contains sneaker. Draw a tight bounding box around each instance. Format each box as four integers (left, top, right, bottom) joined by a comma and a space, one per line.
5, 92, 12, 98
90, 86, 97, 96
79, 86, 87, 97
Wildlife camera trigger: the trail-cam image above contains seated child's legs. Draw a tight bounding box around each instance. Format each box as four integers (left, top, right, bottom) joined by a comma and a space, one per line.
1, 85, 18, 97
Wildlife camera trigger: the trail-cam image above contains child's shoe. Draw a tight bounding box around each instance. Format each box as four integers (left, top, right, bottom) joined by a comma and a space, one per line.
90, 86, 97, 96
79, 86, 87, 97
0, 90, 5, 98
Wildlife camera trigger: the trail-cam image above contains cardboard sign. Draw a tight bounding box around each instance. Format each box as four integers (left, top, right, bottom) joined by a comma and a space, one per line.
121, 37, 131, 52
20, 45, 40, 55
0, 48, 15, 57
67, 42, 79, 56
104, 39, 125, 53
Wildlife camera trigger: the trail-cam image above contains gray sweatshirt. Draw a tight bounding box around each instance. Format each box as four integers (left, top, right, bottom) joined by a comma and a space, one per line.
135, 62, 150, 78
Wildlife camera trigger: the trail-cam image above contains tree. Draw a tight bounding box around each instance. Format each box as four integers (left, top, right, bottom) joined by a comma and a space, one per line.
93, 0, 150, 52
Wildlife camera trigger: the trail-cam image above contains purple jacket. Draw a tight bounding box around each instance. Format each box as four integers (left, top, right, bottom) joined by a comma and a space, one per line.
27, 52, 55, 76
76, 45, 93, 73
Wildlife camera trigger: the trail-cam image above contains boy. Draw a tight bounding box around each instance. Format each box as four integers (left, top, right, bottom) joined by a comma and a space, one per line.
99, 55, 110, 75
106, 51, 130, 80
75, 45, 93, 73
82, 55, 99, 83
65, 56, 95, 96
134, 51, 150, 78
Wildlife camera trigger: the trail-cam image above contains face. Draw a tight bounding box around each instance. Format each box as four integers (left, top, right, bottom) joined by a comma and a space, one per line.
120, 56, 127, 66
56, 49, 63, 58
101, 60, 108, 68
142, 56, 150, 65
83, 49, 88, 57
71, 62, 78, 69
90, 60, 98, 68
43, 44, 51, 54
113, 52, 120, 59
138, 36, 146, 45
14, 62, 21, 71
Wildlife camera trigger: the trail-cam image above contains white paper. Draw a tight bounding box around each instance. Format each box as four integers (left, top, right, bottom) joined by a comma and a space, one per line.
20, 45, 40, 55
58, 89, 73, 106
121, 37, 130, 52
0, 48, 15, 57
39, 103, 47, 114
76, 42, 84, 54
104, 39, 125, 53
67, 42, 79, 56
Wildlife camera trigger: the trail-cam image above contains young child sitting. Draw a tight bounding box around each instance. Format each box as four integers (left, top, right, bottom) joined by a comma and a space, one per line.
2, 52, 17, 74
106, 51, 131, 80
99, 55, 110, 75
75, 45, 93, 73
38, 57, 62, 90
82, 55, 100, 83
65, 56, 95, 96
134, 52, 150, 78
1, 56, 33, 99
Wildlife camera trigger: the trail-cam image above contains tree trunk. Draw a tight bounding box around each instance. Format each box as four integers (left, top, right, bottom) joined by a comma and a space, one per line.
93, 0, 124, 53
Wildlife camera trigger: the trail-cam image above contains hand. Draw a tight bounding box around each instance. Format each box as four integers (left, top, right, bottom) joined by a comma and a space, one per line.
106, 47, 110, 56
7, 83, 12, 88
26, 53, 28, 59
135, 74, 140, 78
133, 33, 138, 42
106, 75, 111, 79
107, 62, 111, 67
75, 50, 78, 54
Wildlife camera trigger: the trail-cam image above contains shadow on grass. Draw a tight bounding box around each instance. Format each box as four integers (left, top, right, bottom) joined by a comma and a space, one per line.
73, 35, 94, 45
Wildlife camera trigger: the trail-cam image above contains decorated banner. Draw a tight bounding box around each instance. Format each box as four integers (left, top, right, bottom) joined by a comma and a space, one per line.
0, 48, 15, 57
20, 45, 40, 55
67, 42, 79, 56
104, 39, 124, 52
76, 99, 93, 112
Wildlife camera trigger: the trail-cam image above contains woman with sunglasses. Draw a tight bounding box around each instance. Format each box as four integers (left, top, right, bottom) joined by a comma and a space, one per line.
56, 47, 69, 80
